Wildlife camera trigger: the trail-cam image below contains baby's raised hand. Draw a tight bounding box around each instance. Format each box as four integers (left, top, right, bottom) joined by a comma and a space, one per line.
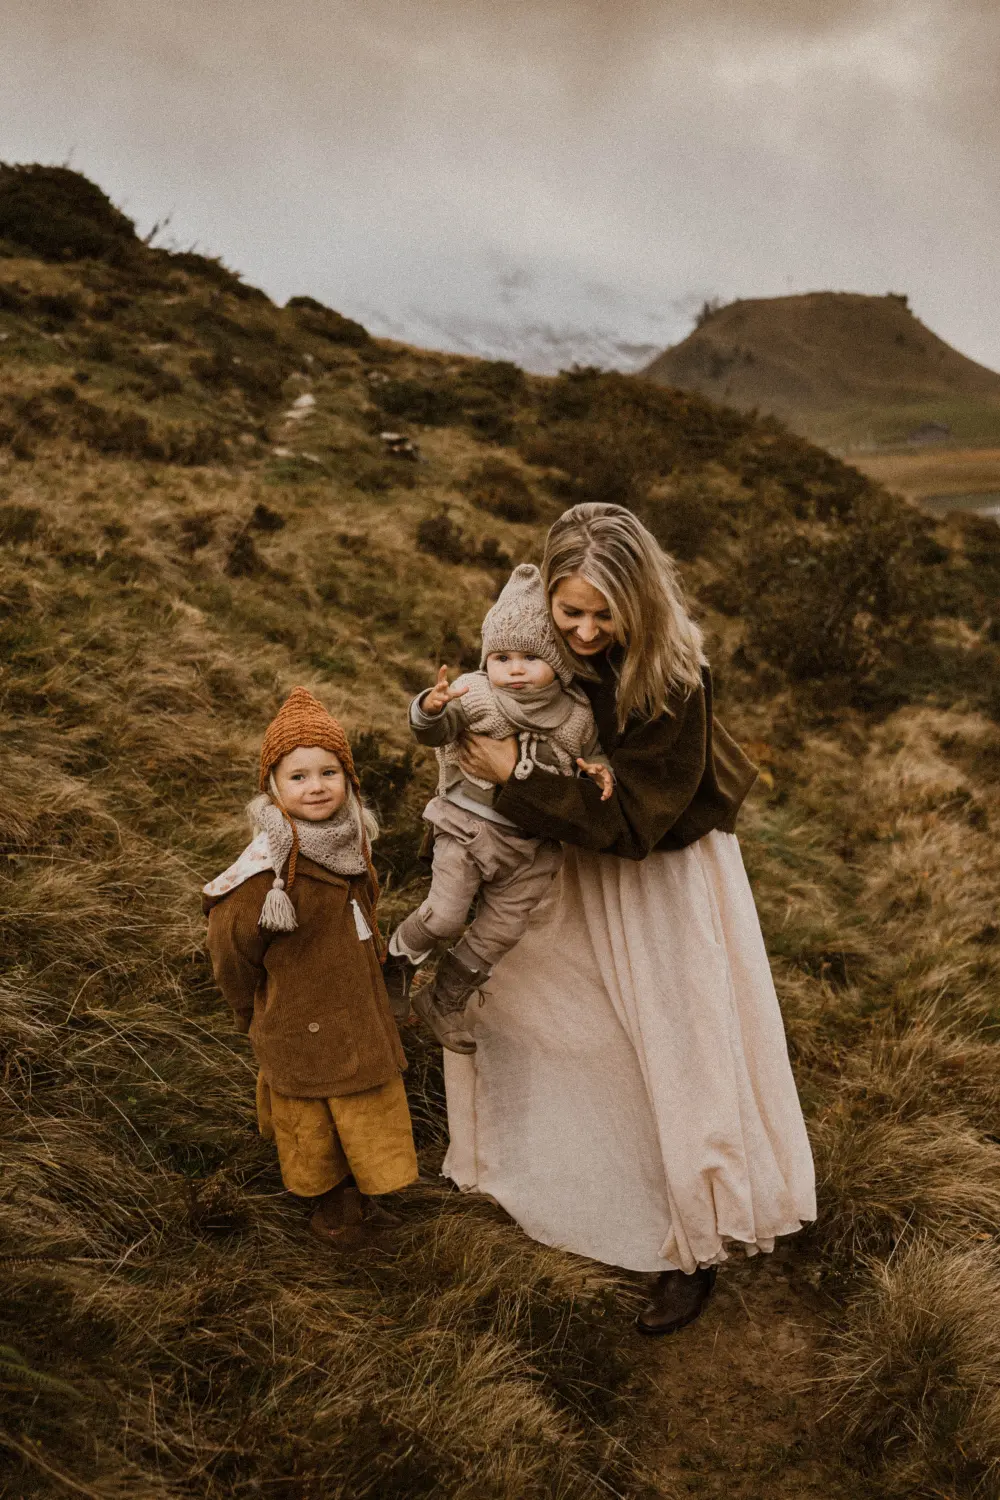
577, 758, 614, 801
422, 665, 471, 716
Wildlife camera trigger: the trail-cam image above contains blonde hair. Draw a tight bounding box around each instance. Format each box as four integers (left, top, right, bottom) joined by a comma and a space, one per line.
541, 503, 706, 729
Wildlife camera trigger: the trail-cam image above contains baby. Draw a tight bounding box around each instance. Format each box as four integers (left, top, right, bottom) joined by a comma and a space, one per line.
384, 563, 611, 1053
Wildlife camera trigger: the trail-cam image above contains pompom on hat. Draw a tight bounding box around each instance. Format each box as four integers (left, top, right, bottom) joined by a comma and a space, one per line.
257, 687, 381, 944
480, 563, 577, 687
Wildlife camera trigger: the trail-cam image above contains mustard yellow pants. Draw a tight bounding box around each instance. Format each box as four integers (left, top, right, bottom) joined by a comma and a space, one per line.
256, 1072, 419, 1197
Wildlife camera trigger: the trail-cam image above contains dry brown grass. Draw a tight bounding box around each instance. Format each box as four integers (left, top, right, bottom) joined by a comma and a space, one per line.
825, 1239, 1000, 1496
4, 175, 1000, 1496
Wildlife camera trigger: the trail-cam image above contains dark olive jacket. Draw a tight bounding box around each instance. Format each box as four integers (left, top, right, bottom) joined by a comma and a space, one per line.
494, 657, 757, 860
204, 859, 405, 1098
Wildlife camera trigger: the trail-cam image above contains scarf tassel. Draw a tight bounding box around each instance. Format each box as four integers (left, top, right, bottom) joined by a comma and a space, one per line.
260, 876, 298, 933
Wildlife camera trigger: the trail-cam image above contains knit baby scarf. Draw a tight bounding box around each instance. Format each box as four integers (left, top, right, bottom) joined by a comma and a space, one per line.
490, 679, 589, 733
203, 794, 370, 936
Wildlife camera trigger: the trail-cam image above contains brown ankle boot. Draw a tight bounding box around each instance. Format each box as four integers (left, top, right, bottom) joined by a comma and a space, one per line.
411, 947, 485, 1055
635, 1266, 717, 1336
310, 1180, 366, 1247
310, 1181, 403, 1248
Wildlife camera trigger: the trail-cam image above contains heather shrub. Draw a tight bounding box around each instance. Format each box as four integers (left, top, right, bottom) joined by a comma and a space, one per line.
465, 393, 516, 443
739, 429, 870, 520
416, 509, 468, 564
33, 290, 81, 326
476, 535, 514, 570
191, 348, 290, 406
740, 491, 938, 681
641, 476, 721, 561
224, 530, 269, 578
470, 360, 527, 401
158, 248, 266, 299
287, 294, 369, 347
0, 281, 26, 312
248, 501, 285, 533
464, 457, 539, 523
0, 163, 138, 264
416, 509, 512, 572
377, 378, 464, 426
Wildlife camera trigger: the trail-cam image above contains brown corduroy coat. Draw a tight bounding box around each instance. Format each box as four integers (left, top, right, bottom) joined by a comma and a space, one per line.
204, 858, 405, 1098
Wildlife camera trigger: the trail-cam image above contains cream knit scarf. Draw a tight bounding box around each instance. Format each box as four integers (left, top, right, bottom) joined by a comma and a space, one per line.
203, 794, 369, 936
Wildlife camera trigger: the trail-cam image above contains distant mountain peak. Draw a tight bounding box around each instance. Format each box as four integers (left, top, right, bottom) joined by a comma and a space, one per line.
643, 291, 1000, 449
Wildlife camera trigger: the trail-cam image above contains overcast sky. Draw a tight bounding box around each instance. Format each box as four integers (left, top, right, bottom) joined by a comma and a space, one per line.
3, 1, 997, 372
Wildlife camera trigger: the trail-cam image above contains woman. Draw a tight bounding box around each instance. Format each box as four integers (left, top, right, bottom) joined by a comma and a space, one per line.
445, 503, 816, 1335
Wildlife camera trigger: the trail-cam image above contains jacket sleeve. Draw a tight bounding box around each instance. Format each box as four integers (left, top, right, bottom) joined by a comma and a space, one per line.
205, 882, 269, 1032
494, 687, 707, 860
408, 685, 471, 748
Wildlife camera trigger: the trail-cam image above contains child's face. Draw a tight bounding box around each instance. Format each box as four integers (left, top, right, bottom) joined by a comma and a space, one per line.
485, 651, 556, 691
272, 746, 348, 821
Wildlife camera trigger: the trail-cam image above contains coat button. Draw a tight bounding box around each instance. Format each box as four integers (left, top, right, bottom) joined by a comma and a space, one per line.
307, 1022, 320, 1033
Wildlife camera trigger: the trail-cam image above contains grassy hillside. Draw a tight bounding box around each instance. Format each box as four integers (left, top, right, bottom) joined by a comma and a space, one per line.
3, 167, 1000, 1498
644, 291, 1000, 452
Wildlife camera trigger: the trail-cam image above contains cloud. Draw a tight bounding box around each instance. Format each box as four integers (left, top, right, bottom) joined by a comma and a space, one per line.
3, 1, 999, 370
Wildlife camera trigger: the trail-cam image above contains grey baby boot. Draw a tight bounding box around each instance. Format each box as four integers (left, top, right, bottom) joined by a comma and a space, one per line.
412, 947, 486, 1055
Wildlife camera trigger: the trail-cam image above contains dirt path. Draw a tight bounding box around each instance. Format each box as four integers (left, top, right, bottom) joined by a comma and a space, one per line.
635, 1245, 868, 1498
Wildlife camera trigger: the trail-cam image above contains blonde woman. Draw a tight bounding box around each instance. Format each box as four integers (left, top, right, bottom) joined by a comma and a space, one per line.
446, 503, 815, 1335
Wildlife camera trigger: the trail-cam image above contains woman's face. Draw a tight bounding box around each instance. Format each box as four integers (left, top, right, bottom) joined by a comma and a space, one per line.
550, 574, 617, 657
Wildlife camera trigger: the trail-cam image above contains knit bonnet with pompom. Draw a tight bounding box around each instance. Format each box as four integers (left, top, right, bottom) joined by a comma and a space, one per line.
479, 563, 577, 687
258, 687, 380, 940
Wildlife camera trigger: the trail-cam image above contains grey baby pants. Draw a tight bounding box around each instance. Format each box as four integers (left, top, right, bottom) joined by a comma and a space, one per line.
395, 796, 563, 972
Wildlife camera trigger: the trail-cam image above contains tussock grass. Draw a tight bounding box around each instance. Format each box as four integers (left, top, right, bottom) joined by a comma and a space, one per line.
826, 1240, 1000, 1496
814, 1110, 1000, 1264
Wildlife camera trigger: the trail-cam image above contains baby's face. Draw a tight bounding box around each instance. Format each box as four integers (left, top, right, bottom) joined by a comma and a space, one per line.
272, 746, 347, 821
485, 651, 556, 691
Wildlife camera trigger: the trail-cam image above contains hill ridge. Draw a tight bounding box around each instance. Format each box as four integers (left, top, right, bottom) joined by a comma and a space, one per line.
644, 290, 1000, 450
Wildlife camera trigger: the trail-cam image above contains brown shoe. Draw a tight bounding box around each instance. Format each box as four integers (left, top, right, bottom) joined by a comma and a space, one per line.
382, 947, 422, 1021
310, 1181, 366, 1247
309, 1182, 402, 1248
411, 947, 486, 1055
635, 1266, 717, 1336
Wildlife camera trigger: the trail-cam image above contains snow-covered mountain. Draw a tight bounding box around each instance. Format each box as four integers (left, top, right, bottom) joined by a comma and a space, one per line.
355, 306, 663, 375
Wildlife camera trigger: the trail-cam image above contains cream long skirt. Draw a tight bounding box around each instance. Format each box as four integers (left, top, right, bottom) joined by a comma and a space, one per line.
443, 831, 817, 1274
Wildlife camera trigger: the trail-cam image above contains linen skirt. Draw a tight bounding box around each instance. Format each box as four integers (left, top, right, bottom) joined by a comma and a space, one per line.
443, 831, 816, 1274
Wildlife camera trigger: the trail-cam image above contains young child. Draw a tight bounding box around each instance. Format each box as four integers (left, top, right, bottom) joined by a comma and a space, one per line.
203, 686, 418, 1246
384, 563, 612, 1054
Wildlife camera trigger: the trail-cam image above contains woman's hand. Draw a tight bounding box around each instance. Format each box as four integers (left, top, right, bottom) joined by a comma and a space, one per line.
457, 732, 518, 785
422, 665, 471, 716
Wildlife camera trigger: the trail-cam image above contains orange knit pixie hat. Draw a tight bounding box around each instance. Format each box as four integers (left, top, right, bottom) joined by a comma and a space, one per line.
259, 686, 360, 795
258, 688, 381, 936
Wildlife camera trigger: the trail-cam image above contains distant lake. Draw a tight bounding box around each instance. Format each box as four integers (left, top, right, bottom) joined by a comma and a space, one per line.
923, 492, 1000, 521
